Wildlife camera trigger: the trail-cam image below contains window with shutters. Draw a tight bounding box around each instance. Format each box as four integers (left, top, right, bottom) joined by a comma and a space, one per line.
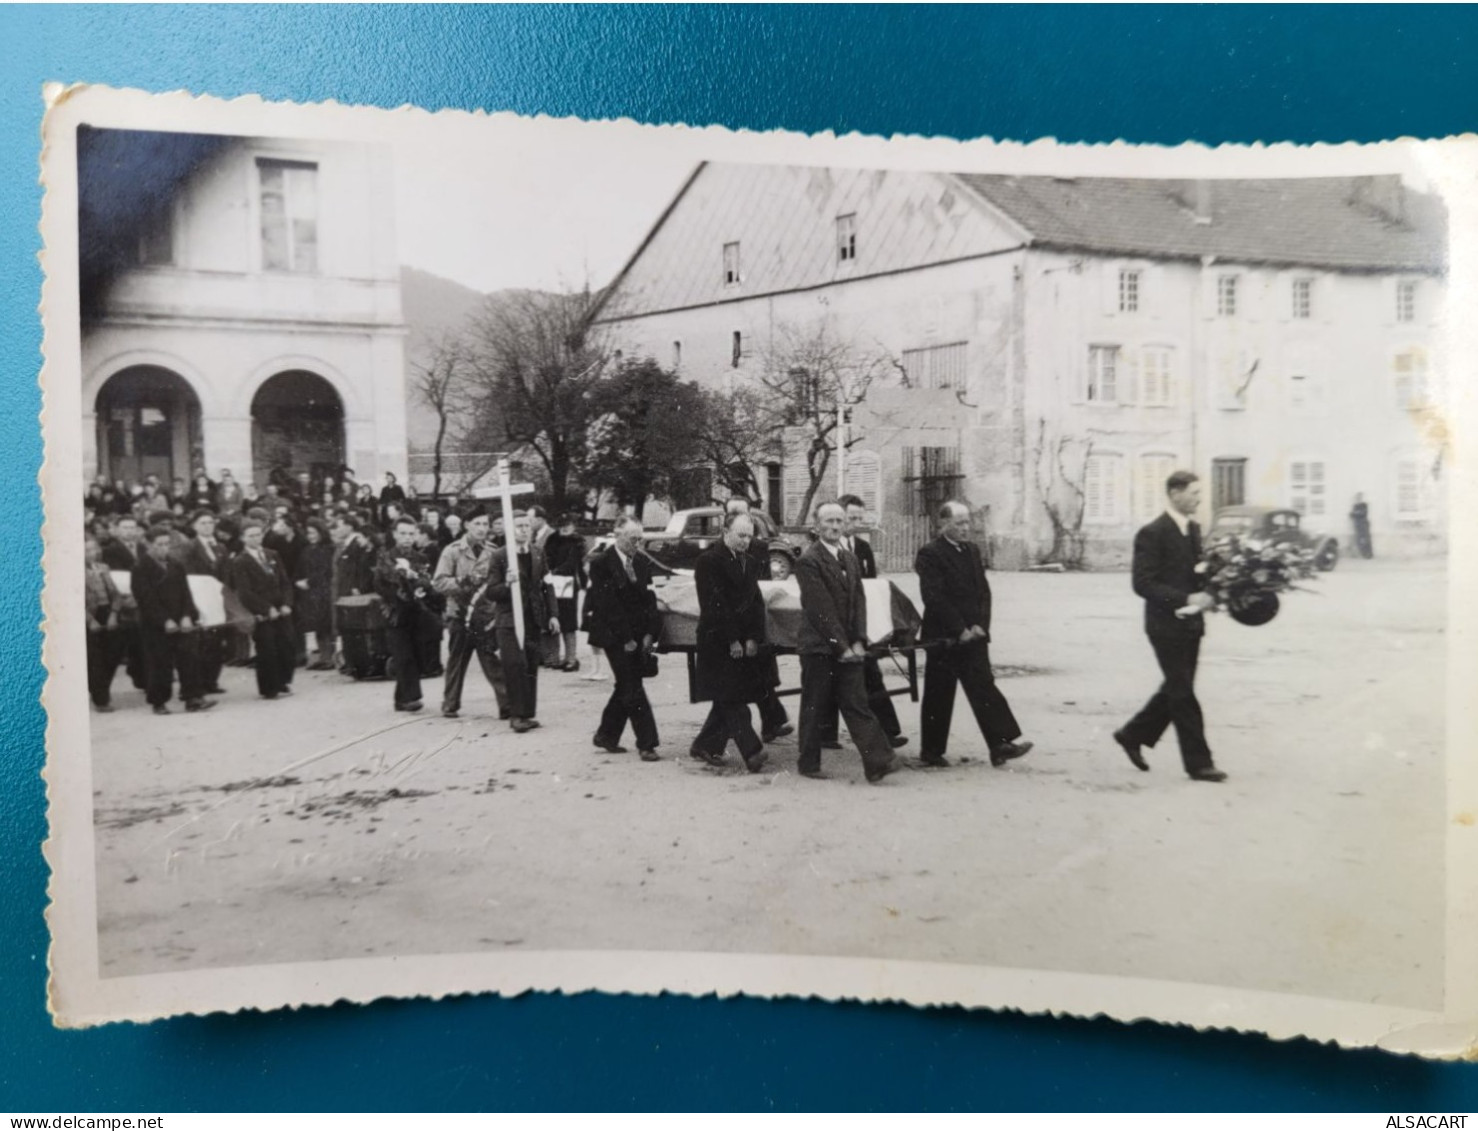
1394, 454, 1435, 519
723, 241, 740, 286
258, 159, 318, 273
1216, 273, 1239, 317
836, 213, 857, 262
1118, 269, 1141, 313
1211, 457, 1247, 511
1289, 459, 1327, 517
1135, 453, 1178, 521
1396, 279, 1418, 324
1291, 277, 1314, 320
900, 342, 968, 391
1082, 453, 1125, 525
1085, 344, 1121, 404
1393, 347, 1428, 410
1140, 345, 1174, 406
901, 446, 962, 517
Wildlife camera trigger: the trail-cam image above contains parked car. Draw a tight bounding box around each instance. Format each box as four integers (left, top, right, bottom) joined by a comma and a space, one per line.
1207, 505, 1339, 571
594, 506, 804, 578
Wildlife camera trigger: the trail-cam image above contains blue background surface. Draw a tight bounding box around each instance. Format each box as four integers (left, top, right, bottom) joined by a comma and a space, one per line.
3, 4, 1476, 1112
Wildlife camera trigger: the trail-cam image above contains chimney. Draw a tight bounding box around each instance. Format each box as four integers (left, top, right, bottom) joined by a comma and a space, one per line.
1193, 180, 1214, 225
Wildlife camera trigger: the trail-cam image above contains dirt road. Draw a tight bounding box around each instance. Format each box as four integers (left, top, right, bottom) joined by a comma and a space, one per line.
89, 557, 1446, 1009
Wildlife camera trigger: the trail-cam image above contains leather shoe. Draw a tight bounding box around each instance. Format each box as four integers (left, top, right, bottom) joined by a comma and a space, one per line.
990, 739, 1033, 768
205, 685, 227, 694
396, 701, 423, 713
1189, 767, 1228, 783
865, 757, 902, 784
820, 740, 843, 751
639, 748, 661, 762
152, 704, 171, 715
1113, 729, 1149, 772
919, 752, 950, 767
510, 718, 540, 732
889, 735, 909, 749
442, 707, 460, 718
743, 749, 769, 774
761, 723, 795, 742
797, 767, 828, 780
689, 746, 725, 767
185, 698, 216, 713
594, 735, 629, 754
93, 703, 114, 713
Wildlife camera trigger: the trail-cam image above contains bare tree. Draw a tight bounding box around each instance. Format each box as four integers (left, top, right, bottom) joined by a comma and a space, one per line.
407, 331, 476, 501
1031, 416, 1092, 567
692, 385, 776, 506
461, 288, 608, 513
756, 321, 893, 525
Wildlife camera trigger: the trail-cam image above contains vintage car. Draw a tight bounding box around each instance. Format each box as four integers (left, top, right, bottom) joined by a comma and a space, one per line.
1207, 505, 1339, 571
595, 506, 804, 579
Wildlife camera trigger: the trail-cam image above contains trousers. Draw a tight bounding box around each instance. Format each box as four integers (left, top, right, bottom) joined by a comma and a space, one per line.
797, 653, 895, 776
694, 700, 763, 761
493, 626, 541, 719
597, 646, 660, 750
251, 615, 297, 697
141, 626, 204, 706
1121, 634, 1212, 773
919, 638, 1021, 758
441, 618, 508, 714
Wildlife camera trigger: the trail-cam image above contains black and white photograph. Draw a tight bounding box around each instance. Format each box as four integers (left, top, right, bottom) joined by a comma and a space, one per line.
40, 87, 1477, 1050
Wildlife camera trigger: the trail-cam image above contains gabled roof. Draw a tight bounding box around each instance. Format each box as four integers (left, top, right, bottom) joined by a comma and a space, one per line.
953, 173, 1446, 273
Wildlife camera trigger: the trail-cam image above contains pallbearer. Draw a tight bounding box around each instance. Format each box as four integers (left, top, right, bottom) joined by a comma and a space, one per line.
586, 515, 663, 762
689, 512, 769, 773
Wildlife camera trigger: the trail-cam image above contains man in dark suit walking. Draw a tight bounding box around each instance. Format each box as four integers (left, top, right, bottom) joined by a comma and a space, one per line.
374, 514, 437, 713
690, 513, 770, 773
1115, 470, 1226, 782
586, 515, 663, 762
794, 503, 901, 784
723, 496, 792, 742
815, 494, 907, 750
230, 518, 297, 701
475, 511, 559, 732
915, 501, 1033, 768
131, 525, 215, 715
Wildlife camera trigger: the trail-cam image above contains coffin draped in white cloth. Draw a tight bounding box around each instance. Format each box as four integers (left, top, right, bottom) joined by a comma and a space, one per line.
654, 575, 920, 651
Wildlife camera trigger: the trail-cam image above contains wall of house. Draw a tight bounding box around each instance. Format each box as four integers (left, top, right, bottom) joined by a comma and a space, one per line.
81, 137, 408, 485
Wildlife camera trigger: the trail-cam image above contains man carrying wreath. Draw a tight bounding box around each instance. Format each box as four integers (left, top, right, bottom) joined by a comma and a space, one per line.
1114, 470, 1227, 783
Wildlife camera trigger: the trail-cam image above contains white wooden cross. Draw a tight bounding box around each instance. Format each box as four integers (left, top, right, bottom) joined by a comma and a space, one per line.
472, 457, 537, 647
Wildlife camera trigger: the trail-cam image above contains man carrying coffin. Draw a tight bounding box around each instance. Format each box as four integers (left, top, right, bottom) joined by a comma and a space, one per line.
793, 503, 900, 784
230, 518, 297, 701
586, 515, 663, 762
472, 512, 558, 733
722, 497, 791, 742
175, 509, 230, 695
689, 512, 769, 773
915, 501, 1033, 769
132, 525, 215, 715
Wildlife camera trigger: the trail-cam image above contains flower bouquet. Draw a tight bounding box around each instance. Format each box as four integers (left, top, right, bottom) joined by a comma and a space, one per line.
1192, 533, 1320, 626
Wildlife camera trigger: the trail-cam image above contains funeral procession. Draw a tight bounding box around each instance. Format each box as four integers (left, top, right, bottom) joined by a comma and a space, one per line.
72, 126, 1447, 1008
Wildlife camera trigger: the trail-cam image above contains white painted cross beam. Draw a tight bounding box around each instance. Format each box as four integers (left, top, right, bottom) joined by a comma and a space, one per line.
472, 458, 537, 647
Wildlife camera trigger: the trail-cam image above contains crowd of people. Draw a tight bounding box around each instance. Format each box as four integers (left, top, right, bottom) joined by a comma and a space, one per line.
85, 462, 1229, 787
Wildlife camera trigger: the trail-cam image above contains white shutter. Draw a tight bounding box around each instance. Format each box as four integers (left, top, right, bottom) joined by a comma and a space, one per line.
848, 449, 882, 521
1120, 347, 1139, 405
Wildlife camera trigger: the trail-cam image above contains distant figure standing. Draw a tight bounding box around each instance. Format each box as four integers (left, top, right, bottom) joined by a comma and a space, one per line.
231, 518, 297, 701
374, 515, 435, 713
132, 525, 214, 715
1113, 470, 1226, 783
1350, 493, 1373, 559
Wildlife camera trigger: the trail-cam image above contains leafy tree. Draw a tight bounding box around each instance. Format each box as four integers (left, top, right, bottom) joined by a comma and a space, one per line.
584, 359, 707, 514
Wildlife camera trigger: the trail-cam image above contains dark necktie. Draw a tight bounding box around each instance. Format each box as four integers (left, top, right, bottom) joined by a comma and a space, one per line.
623, 554, 636, 583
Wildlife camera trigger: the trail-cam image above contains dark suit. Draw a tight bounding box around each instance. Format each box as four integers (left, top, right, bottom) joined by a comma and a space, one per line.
1120, 513, 1213, 773
175, 536, 229, 691
793, 541, 895, 776
820, 534, 902, 742
692, 543, 766, 762
585, 546, 662, 751
479, 544, 556, 721
744, 531, 789, 736
231, 547, 296, 698
130, 552, 204, 706
915, 535, 1022, 758
374, 545, 434, 709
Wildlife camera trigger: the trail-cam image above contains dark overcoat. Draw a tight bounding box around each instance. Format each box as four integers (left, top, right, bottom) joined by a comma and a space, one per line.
694, 542, 769, 703
1132, 512, 1205, 640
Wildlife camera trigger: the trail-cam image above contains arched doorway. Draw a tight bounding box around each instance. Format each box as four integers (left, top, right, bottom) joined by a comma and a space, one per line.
251, 370, 345, 487
94, 365, 203, 488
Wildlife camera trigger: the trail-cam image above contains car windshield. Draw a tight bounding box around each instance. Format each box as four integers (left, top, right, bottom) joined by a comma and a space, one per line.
1212, 514, 1255, 533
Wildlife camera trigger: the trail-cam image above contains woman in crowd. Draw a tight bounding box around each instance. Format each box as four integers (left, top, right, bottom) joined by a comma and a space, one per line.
544, 512, 588, 671
294, 517, 337, 670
